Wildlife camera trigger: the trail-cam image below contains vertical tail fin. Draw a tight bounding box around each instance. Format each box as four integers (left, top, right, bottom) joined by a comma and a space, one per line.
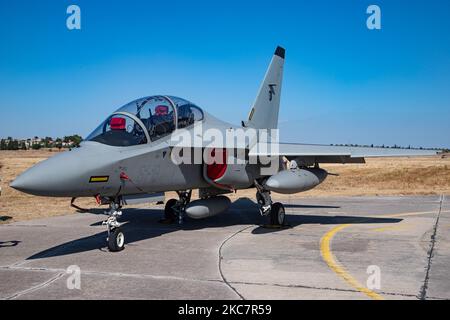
244, 46, 285, 130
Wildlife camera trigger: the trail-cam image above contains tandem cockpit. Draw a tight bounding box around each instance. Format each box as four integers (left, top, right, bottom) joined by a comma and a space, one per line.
86, 96, 204, 147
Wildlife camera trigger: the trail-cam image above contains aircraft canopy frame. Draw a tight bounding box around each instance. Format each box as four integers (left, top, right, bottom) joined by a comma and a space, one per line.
86, 95, 204, 146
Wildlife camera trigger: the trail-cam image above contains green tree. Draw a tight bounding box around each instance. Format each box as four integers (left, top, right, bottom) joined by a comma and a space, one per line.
9, 140, 19, 150
72, 134, 82, 147
55, 138, 62, 150
63, 135, 83, 147
44, 136, 53, 148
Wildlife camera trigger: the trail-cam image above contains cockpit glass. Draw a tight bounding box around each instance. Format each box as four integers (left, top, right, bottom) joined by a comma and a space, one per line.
86, 96, 204, 146
167, 96, 204, 129
137, 97, 175, 141
86, 114, 147, 147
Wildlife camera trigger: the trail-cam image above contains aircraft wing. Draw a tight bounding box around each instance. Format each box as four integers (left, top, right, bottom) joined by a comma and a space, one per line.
249, 142, 440, 164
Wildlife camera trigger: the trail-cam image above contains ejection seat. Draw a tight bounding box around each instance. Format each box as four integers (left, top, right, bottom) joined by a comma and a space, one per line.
149, 105, 174, 139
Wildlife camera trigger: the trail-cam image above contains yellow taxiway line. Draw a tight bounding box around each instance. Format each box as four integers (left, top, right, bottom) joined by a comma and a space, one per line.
320, 224, 384, 300
320, 203, 447, 300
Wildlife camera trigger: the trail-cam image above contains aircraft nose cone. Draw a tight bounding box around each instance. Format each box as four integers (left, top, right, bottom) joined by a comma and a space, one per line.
9, 148, 95, 197
10, 157, 66, 196
10, 174, 34, 192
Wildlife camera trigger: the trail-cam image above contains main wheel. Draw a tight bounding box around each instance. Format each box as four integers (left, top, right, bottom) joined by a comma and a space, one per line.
164, 198, 178, 220
108, 227, 125, 252
270, 202, 285, 226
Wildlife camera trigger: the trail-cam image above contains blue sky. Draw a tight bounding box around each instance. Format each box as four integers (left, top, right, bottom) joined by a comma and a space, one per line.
0, 0, 449, 148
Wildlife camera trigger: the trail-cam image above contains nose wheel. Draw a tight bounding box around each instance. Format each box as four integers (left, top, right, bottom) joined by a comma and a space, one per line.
103, 200, 125, 252
108, 227, 125, 252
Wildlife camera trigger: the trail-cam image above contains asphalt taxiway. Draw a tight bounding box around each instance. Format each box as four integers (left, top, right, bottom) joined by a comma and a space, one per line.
0, 195, 448, 300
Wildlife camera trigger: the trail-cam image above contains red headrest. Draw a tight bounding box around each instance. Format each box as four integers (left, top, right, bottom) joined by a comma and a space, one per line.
110, 117, 126, 130
155, 105, 169, 116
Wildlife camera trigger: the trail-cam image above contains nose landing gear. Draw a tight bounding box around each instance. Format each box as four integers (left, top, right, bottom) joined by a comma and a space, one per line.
108, 227, 125, 252
103, 201, 125, 252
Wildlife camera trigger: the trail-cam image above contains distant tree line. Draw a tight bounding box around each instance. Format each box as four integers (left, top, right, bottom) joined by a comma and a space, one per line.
330, 143, 447, 152
0, 135, 83, 151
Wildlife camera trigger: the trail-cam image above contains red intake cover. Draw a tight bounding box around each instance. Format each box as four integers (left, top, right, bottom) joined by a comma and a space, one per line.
206, 149, 227, 181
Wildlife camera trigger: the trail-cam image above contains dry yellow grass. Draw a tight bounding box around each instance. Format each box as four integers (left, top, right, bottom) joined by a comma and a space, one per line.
0, 150, 95, 224
1, 150, 449, 224
301, 156, 450, 197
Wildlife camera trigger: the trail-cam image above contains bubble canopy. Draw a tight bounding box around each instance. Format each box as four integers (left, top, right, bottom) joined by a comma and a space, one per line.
86, 96, 204, 146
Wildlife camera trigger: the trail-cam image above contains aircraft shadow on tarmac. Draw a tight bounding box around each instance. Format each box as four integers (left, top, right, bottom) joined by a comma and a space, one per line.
27, 198, 402, 259
252, 214, 402, 234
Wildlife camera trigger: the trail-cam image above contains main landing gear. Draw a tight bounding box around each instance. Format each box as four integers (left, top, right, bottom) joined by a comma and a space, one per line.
103, 200, 125, 252
255, 181, 286, 227
163, 190, 192, 224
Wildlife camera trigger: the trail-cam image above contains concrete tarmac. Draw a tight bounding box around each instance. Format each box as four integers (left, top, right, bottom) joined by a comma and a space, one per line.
0, 195, 448, 300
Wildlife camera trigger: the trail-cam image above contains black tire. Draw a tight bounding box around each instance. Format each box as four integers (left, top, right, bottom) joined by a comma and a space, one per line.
164, 199, 178, 220
108, 227, 125, 252
270, 202, 285, 226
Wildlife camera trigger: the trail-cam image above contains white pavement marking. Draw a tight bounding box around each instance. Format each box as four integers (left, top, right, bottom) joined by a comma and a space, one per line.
4, 272, 65, 300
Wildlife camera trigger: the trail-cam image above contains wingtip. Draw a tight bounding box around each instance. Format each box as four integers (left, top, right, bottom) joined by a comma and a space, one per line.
274, 46, 285, 59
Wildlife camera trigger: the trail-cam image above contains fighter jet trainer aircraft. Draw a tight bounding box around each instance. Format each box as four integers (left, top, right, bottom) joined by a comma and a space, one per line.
11, 47, 438, 251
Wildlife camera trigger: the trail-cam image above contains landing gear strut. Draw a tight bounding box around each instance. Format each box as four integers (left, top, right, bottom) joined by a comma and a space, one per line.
255, 181, 286, 227
163, 190, 192, 224
103, 200, 125, 252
